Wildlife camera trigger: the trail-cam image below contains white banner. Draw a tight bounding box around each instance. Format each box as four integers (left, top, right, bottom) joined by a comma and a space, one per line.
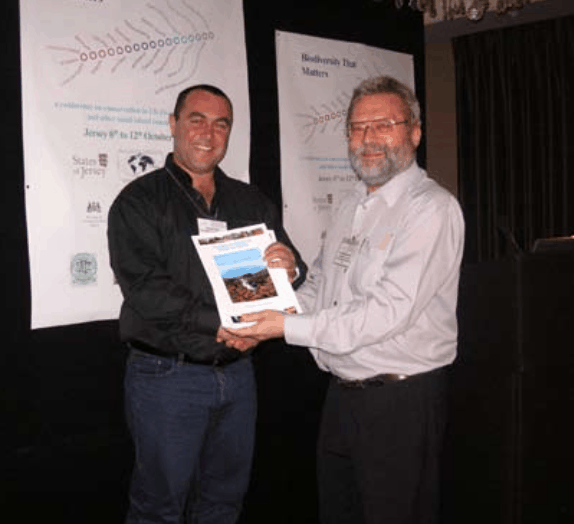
275, 30, 415, 266
20, 0, 250, 329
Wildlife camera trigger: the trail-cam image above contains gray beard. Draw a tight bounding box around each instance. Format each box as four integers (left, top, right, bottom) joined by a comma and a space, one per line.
349, 144, 415, 188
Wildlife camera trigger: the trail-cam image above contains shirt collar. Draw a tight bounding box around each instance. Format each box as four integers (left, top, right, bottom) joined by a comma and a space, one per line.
166, 153, 192, 188
355, 162, 425, 208
165, 153, 227, 216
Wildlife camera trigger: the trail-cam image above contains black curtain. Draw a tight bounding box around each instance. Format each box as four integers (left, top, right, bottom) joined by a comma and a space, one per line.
454, 15, 574, 263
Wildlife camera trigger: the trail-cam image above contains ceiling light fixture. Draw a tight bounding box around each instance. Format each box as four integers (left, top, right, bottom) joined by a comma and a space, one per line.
393, 0, 532, 22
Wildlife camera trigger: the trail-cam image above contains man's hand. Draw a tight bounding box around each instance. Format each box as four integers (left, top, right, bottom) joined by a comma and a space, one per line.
216, 326, 259, 352
265, 242, 297, 283
226, 310, 286, 342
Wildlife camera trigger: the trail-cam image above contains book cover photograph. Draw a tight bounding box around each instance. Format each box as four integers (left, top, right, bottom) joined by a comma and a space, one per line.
215, 248, 279, 303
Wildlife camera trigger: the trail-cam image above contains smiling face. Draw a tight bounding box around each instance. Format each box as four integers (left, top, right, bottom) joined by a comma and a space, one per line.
348, 93, 421, 192
169, 89, 232, 178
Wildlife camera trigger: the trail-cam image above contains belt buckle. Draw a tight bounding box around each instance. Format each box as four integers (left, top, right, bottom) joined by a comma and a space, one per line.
385, 373, 409, 382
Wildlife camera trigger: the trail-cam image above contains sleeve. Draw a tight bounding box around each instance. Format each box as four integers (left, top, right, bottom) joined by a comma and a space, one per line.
284, 194, 465, 354
293, 231, 326, 313
107, 188, 220, 345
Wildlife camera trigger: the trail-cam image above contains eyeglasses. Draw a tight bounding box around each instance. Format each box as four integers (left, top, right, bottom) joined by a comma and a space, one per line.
348, 118, 410, 137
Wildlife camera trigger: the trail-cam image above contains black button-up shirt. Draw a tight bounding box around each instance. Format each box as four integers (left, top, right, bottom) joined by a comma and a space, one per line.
108, 154, 306, 364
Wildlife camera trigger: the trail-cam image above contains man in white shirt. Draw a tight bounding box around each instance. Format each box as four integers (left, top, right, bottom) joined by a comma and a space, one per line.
225, 76, 465, 524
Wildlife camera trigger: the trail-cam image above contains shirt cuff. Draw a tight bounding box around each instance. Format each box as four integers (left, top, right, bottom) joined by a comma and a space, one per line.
284, 313, 315, 348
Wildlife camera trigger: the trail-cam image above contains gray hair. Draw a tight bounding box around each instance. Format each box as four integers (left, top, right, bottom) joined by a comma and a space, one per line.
346, 76, 421, 135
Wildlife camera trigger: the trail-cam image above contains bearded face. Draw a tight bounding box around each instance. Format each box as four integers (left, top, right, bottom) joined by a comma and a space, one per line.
347, 93, 421, 192
349, 140, 416, 187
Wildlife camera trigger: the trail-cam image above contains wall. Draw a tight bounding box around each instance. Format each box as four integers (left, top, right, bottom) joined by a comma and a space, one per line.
424, 41, 458, 196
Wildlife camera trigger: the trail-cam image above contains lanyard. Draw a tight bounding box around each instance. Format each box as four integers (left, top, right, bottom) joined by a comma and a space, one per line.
165, 165, 219, 220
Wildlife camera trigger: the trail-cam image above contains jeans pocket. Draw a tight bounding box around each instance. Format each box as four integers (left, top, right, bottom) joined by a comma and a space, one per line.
127, 348, 176, 377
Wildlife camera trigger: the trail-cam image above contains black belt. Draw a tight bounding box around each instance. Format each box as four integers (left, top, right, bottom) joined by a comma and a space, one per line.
127, 340, 242, 368
336, 373, 410, 388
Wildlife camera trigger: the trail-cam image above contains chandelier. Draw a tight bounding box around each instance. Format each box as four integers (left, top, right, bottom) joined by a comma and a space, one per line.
394, 0, 532, 22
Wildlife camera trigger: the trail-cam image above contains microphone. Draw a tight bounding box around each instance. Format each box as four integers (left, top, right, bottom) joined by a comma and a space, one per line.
497, 216, 522, 255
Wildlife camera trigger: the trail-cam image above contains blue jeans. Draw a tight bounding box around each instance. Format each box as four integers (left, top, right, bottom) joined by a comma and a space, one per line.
124, 349, 256, 524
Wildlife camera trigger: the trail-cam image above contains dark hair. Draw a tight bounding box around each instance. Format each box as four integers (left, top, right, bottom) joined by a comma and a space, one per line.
172, 84, 233, 121
346, 76, 420, 135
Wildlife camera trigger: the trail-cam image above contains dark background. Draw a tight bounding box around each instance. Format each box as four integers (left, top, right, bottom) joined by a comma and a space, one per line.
1, 1, 425, 523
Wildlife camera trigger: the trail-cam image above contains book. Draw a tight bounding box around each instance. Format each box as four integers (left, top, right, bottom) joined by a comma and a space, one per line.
192, 223, 301, 328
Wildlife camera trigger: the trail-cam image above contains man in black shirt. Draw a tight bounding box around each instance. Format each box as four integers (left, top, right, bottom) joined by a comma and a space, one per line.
108, 85, 305, 524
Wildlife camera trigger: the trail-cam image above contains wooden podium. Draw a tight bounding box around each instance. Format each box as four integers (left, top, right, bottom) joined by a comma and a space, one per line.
443, 252, 574, 524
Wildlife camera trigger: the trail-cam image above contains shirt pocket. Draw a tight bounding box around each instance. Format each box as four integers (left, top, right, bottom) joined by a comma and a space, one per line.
349, 232, 395, 293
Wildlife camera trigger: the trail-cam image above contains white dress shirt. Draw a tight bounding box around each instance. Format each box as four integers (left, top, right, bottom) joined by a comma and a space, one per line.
284, 163, 465, 380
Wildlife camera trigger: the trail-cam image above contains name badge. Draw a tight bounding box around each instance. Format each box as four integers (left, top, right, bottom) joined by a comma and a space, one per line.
334, 236, 359, 270
197, 218, 227, 235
